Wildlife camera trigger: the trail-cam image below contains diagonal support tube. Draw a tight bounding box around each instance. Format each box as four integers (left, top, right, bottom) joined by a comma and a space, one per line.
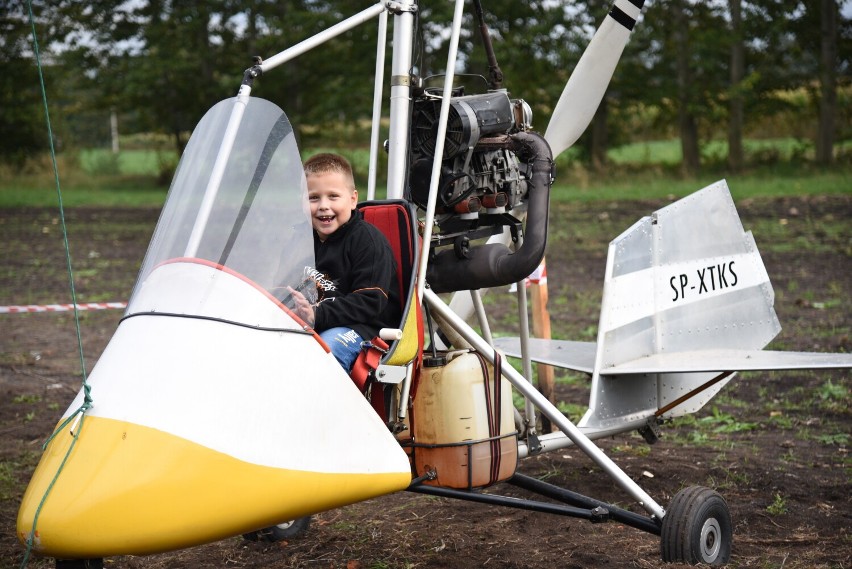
259, 2, 387, 74
424, 288, 666, 520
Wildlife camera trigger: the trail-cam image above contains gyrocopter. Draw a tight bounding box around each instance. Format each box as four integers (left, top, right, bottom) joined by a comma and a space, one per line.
17, 0, 852, 567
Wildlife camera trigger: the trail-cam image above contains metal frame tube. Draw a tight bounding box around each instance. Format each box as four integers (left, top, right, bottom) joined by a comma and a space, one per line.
508, 473, 661, 535
409, 484, 603, 522
385, 0, 418, 199
516, 416, 654, 457
516, 278, 538, 434
470, 290, 493, 344
367, 9, 389, 200
424, 288, 666, 520
251, 1, 393, 200
184, 87, 251, 257
396, 363, 414, 421
415, 0, 466, 300
260, 2, 387, 74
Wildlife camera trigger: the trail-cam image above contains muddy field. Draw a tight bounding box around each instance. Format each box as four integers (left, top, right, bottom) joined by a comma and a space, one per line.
1, 195, 849, 569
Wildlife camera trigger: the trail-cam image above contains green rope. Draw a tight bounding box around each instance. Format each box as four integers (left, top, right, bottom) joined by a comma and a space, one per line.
20, 2, 95, 567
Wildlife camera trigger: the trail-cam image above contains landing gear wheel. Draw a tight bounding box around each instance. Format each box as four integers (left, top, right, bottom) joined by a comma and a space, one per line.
661, 486, 732, 566
242, 516, 311, 542
56, 560, 104, 569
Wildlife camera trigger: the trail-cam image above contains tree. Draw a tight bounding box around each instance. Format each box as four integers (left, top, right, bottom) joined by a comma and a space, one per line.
620, 0, 731, 174
816, 0, 838, 165
742, 0, 848, 164
6, 0, 843, 176
672, 0, 700, 174
112, 0, 243, 155
727, 0, 744, 172
572, 0, 617, 170
0, 1, 80, 167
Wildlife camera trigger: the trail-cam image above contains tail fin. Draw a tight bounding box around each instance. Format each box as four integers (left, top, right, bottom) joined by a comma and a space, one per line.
580, 180, 781, 431
495, 180, 850, 438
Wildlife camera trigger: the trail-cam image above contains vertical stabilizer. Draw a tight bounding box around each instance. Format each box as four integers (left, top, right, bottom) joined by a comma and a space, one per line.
579, 181, 781, 433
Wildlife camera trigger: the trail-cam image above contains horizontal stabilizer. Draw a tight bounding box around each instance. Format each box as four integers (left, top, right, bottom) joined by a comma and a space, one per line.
604, 349, 852, 375
492, 337, 596, 374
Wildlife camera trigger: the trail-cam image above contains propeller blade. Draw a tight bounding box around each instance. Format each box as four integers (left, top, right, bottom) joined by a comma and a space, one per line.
544, 0, 645, 158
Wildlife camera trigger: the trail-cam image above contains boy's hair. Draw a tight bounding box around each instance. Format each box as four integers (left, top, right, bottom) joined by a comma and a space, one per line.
304, 153, 356, 191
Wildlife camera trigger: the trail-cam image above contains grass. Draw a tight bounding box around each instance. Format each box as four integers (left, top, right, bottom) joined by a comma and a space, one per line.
0, 451, 40, 501
555, 400, 587, 422
815, 378, 847, 401
1, 138, 850, 208
766, 493, 788, 516
79, 148, 176, 176
815, 432, 849, 446
0, 180, 168, 208
0, 461, 16, 501
608, 137, 837, 165
550, 165, 851, 203
665, 406, 762, 448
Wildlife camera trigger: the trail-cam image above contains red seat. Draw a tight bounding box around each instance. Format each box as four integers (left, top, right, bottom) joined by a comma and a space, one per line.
351, 200, 424, 420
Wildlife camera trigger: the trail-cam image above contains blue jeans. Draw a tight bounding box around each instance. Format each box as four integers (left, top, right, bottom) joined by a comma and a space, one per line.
320, 327, 363, 372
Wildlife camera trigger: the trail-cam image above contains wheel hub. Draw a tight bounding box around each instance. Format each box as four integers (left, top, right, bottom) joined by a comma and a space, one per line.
700, 517, 722, 561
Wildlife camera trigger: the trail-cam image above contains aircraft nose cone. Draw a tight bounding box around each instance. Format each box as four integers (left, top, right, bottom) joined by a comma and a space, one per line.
18, 261, 412, 558
18, 412, 409, 558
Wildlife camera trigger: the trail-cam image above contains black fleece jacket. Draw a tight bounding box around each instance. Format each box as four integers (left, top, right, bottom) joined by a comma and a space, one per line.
312, 209, 401, 341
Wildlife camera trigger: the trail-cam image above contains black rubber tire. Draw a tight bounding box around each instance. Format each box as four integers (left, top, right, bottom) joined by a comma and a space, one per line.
56, 560, 104, 569
242, 516, 312, 542
661, 486, 732, 566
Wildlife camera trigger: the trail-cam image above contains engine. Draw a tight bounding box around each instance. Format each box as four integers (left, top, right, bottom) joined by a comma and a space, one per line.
407, 85, 554, 294
409, 88, 532, 234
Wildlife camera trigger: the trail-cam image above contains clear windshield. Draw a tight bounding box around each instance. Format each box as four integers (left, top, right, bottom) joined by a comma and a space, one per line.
129, 97, 314, 308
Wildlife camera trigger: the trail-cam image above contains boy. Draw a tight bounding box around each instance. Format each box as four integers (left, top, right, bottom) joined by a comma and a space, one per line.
289, 153, 401, 372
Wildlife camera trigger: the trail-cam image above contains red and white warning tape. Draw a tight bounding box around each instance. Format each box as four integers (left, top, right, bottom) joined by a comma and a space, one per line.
0, 302, 127, 314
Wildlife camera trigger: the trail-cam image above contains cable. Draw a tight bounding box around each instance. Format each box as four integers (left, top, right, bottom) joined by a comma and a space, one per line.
20, 2, 95, 566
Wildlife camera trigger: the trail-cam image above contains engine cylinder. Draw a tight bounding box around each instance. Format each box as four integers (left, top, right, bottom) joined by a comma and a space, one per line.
411, 91, 515, 159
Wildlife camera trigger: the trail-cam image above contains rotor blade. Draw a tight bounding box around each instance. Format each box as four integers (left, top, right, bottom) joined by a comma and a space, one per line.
544, 0, 645, 158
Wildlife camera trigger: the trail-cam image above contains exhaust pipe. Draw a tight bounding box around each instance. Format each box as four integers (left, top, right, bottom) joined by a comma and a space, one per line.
426, 131, 553, 293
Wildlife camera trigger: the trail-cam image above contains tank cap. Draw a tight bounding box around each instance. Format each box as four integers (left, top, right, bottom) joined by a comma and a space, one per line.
423, 355, 448, 368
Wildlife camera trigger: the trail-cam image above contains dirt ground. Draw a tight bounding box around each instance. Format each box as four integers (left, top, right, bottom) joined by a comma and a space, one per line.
1, 195, 849, 569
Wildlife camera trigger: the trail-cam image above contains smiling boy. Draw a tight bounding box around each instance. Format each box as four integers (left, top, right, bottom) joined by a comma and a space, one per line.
289, 153, 401, 371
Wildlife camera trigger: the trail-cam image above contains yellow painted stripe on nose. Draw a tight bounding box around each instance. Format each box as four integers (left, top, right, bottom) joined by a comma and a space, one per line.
18, 415, 411, 558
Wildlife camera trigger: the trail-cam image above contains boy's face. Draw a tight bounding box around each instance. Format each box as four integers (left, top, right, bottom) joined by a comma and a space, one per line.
307, 171, 358, 242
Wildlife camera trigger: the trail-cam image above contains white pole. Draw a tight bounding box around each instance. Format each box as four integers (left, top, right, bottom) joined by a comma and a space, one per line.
367, 10, 388, 201
183, 86, 251, 258
384, 0, 417, 199
415, 0, 465, 301
110, 108, 119, 154
260, 2, 386, 74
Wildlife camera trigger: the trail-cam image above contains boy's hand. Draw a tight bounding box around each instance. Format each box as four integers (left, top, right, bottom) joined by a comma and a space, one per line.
287, 286, 315, 327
